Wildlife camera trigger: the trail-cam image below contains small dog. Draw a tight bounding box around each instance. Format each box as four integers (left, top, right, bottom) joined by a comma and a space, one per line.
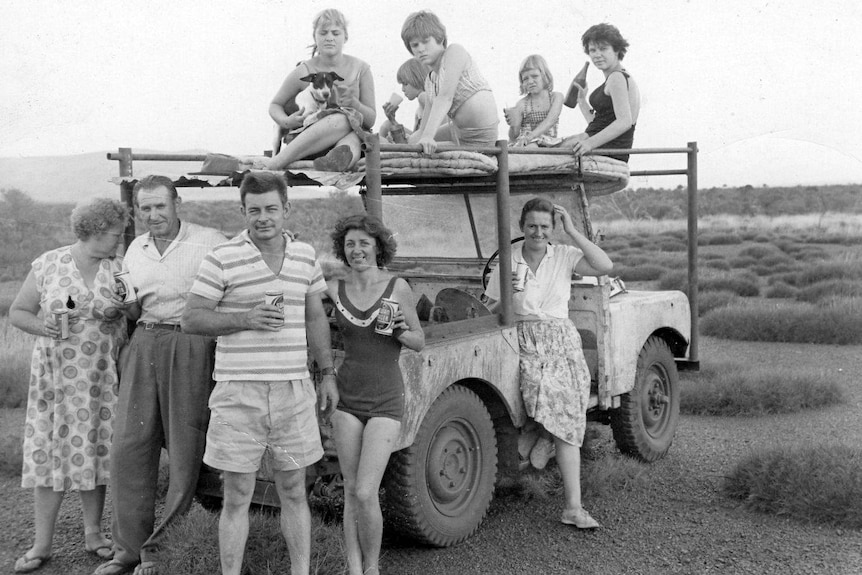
273, 71, 344, 154
294, 71, 344, 127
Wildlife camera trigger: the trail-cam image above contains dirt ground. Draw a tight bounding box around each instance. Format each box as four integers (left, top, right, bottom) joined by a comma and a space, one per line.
3, 336, 862, 575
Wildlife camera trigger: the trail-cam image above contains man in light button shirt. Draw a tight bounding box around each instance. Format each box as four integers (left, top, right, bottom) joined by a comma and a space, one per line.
94, 175, 226, 575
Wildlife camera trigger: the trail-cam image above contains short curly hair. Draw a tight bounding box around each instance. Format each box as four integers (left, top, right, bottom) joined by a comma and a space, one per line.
331, 214, 397, 268
70, 197, 130, 240
582, 23, 629, 60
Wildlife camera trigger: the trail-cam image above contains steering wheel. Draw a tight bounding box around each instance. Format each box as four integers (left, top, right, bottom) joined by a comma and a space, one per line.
482, 237, 525, 291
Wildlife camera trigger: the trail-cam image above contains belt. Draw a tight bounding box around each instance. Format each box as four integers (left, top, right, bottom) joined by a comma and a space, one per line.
138, 322, 182, 333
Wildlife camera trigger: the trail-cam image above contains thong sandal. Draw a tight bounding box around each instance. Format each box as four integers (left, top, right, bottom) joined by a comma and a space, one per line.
92, 558, 136, 575
133, 561, 159, 575
85, 528, 115, 560
14, 553, 52, 574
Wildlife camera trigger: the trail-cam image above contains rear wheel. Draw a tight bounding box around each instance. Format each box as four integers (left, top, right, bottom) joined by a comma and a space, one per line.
610, 336, 680, 462
384, 385, 497, 546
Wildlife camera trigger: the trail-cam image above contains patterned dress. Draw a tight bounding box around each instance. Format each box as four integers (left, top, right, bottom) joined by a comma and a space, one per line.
21, 246, 127, 491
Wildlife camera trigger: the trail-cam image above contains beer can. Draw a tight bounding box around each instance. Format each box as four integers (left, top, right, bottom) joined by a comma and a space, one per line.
54, 309, 69, 340
375, 298, 400, 336
265, 290, 285, 326
113, 271, 137, 303
513, 262, 528, 292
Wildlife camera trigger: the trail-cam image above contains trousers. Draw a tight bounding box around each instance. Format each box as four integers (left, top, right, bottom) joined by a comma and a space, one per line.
109, 327, 216, 565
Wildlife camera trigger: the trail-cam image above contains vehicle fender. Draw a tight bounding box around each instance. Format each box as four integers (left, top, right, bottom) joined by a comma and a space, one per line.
606, 290, 690, 399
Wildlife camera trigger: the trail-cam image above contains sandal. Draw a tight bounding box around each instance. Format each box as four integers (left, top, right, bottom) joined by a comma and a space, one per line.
92, 558, 137, 575
133, 561, 159, 575
85, 527, 115, 559
561, 507, 601, 529
14, 553, 52, 573
312, 145, 354, 172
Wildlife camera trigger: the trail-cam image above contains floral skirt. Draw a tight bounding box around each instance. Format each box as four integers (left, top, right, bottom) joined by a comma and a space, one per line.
517, 319, 590, 446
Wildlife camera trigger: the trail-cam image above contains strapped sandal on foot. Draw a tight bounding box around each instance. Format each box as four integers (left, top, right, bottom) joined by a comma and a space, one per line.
561, 507, 600, 529
14, 553, 52, 574
312, 145, 353, 172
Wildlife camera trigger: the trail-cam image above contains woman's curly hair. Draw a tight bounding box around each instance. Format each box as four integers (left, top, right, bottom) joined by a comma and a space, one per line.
331, 214, 397, 268
70, 197, 130, 240
582, 23, 630, 60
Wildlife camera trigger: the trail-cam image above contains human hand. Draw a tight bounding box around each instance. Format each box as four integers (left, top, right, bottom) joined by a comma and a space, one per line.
553, 204, 576, 233
503, 106, 518, 126
382, 102, 399, 123
317, 376, 339, 420
418, 134, 438, 155
245, 303, 284, 331
572, 137, 595, 157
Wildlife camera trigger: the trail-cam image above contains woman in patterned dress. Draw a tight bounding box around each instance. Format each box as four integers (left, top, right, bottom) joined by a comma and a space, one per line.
9, 198, 129, 573
327, 214, 424, 575
483, 197, 612, 529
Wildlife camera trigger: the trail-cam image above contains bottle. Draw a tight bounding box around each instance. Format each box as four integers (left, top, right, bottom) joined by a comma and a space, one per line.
390, 122, 407, 144
564, 61, 590, 108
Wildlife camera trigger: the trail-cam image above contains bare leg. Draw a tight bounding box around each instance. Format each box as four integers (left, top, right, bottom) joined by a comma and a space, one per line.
218, 471, 256, 575
80, 486, 112, 551
554, 438, 582, 511
26, 487, 65, 558
332, 411, 401, 575
274, 468, 311, 575
268, 114, 353, 170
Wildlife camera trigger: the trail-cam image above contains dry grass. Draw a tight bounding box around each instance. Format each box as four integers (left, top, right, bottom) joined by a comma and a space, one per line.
680, 362, 846, 416
725, 444, 862, 528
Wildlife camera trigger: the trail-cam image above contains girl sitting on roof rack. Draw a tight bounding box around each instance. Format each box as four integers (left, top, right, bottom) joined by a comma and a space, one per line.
400, 10, 499, 155
504, 54, 565, 148
267, 8, 376, 172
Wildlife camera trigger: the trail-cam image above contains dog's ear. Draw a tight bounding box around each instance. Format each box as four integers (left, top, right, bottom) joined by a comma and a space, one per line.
327, 72, 345, 83
299, 74, 316, 83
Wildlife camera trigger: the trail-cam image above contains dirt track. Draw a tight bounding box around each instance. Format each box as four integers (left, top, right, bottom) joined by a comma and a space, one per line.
3, 336, 862, 574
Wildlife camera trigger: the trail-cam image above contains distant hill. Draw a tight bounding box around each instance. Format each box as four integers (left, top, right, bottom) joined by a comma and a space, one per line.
0, 150, 212, 203
0, 150, 336, 203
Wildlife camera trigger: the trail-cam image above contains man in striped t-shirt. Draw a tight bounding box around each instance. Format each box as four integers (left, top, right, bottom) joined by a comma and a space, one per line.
182, 172, 338, 575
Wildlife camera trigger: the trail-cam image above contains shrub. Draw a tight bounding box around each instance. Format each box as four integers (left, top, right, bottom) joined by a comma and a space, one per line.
728, 256, 758, 269
0, 317, 32, 409
700, 252, 725, 261
656, 240, 687, 252
763, 282, 798, 299
795, 262, 862, 286
657, 270, 688, 293
679, 362, 845, 416
0, 432, 23, 478
701, 276, 760, 297
796, 279, 862, 304
698, 232, 743, 246
614, 264, 667, 282
702, 259, 731, 271
737, 245, 783, 259
162, 505, 347, 575
752, 234, 772, 243
724, 444, 862, 528
698, 290, 738, 316
701, 300, 862, 344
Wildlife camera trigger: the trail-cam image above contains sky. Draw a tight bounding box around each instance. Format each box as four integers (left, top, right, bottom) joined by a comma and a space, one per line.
2, 0, 862, 190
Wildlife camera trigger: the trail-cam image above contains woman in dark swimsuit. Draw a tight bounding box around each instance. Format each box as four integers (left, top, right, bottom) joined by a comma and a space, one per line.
327, 214, 424, 575
566, 23, 640, 162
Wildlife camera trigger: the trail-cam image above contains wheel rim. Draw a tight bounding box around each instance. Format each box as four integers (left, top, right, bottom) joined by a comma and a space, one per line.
424, 418, 482, 517
641, 362, 672, 439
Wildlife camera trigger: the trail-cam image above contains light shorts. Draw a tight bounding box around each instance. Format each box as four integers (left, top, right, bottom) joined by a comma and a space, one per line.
203, 379, 323, 473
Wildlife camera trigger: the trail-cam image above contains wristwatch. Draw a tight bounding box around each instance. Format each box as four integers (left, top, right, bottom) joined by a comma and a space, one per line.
320, 367, 336, 376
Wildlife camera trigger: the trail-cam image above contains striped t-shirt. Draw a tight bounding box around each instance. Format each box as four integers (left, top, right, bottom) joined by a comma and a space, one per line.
189, 230, 327, 382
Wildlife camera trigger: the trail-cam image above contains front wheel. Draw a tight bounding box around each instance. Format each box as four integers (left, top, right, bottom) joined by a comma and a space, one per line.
384, 385, 497, 547
610, 336, 680, 462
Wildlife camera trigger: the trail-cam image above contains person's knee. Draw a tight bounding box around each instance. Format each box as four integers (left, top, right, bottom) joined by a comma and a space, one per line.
354, 482, 380, 508
274, 470, 307, 507
221, 473, 255, 513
